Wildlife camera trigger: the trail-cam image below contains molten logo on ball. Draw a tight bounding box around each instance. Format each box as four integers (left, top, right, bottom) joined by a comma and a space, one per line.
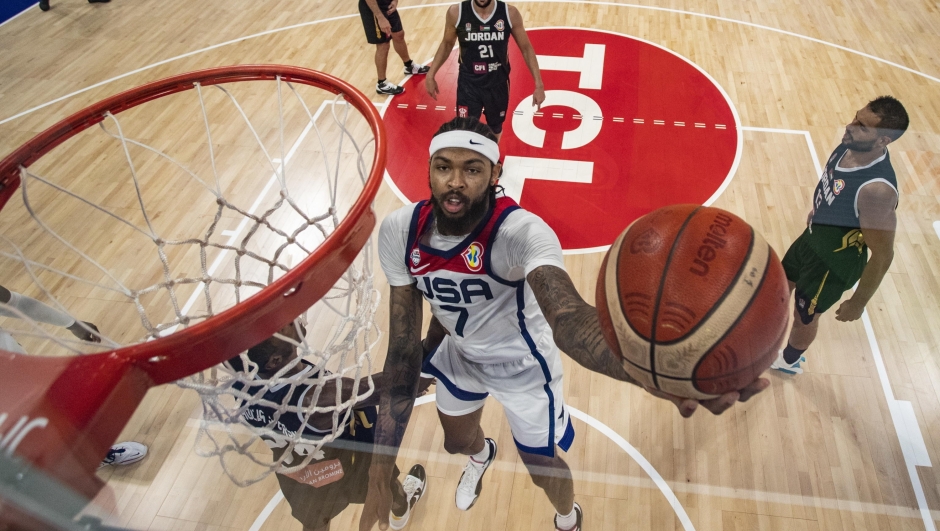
595, 205, 790, 399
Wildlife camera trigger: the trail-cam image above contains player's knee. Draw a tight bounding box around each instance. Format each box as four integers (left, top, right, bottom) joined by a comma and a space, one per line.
391, 30, 405, 41
442, 434, 475, 454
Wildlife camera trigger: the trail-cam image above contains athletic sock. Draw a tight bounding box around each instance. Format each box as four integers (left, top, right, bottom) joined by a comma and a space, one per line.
469, 442, 490, 464
378, 78, 386, 85
556, 506, 578, 530
404, 60, 414, 70
782, 343, 806, 364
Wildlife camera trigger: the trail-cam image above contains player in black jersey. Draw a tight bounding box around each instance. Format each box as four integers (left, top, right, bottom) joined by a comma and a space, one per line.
359, 0, 430, 95
424, 0, 545, 139
228, 322, 434, 530
771, 96, 909, 375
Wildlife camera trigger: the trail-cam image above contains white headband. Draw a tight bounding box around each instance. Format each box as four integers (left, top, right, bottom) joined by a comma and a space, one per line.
429, 130, 500, 165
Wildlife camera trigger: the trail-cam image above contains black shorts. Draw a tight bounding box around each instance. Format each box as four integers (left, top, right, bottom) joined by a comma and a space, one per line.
359, 0, 403, 44
456, 75, 510, 134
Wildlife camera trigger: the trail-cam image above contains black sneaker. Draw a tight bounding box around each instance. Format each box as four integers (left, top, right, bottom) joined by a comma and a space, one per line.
39, 0, 50, 10
388, 464, 427, 530
88, 0, 111, 3
404, 63, 430, 76
377, 80, 404, 95
554, 502, 583, 531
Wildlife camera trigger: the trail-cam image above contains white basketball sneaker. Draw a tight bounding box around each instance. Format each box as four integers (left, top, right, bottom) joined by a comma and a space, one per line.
455, 438, 497, 510
99, 441, 148, 469
770, 350, 805, 375
389, 464, 427, 530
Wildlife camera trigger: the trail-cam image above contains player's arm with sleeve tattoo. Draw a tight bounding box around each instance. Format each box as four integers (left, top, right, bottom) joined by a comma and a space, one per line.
360, 283, 425, 531
835, 183, 897, 322
425, 5, 460, 100
507, 5, 545, 109
527, 265, 768, 417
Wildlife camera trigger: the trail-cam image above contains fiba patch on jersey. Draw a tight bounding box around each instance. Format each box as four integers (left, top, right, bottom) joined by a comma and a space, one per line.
833, 179, 845, 195
462, 242, 484, 271
411, 248, 421, 266
465, 22, 472, 31
495, 19, 505, 31
382, 28, 739, 251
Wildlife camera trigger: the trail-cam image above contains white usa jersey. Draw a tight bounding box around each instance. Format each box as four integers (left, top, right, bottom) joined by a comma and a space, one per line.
379, 197, 565, 364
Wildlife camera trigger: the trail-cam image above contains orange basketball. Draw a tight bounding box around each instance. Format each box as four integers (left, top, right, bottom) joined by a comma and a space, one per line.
596, 204, 790, 399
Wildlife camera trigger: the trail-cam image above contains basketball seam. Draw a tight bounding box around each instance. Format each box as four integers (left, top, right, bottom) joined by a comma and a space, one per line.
689, 242, 771, 392
647, 206, 700, 389
612, 225, 653, 341
657, 224, 757, 346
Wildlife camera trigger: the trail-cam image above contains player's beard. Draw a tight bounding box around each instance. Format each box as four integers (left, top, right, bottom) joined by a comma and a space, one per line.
842, 131, 878, 152
430, 188, 491, 236
473, 0, 493, 8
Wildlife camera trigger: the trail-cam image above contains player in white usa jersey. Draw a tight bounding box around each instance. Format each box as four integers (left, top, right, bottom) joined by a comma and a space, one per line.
360, 118, 770, 531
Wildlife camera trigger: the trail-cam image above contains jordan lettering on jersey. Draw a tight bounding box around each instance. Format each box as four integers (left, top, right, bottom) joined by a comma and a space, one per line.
404, 197, 552, 363
455, 1, 511, 82
465, 31, 505, 41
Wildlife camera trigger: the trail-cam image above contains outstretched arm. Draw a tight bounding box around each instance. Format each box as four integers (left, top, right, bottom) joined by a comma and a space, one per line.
360, 283, 424, 531
836, 183, 897, 321
508, 6, 545, 109
425, 5, 460, 100
527, 265, 768, 417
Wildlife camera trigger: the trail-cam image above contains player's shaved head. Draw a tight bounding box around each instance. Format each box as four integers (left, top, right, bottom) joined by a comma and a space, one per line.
228, 322, 306, 376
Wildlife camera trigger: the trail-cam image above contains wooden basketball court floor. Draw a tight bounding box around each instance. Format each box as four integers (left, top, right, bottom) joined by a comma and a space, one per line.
1, 0, 939, 529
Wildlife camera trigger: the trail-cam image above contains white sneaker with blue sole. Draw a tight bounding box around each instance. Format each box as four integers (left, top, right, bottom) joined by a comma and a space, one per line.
770, 350, 805, 374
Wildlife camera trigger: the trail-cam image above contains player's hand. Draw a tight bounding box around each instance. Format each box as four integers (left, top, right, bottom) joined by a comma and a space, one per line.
425, 76, 439, 100
643, 377, 770, 418
359, 466, 395, 531
378, 16, 392, 37
835, 298, 865, 322
386, 0, 398, 14
806, 208, 814, 227
532, 86, 545, 110
68, 321, 101, 343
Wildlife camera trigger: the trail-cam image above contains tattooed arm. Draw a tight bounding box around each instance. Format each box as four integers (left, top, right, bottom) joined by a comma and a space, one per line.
527, 265, 638, 384
360, 282, 424, 531
527, 265, 769, 417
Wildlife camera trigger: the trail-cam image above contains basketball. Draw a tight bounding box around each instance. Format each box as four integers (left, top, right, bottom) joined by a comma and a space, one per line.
596, 204, 790, 399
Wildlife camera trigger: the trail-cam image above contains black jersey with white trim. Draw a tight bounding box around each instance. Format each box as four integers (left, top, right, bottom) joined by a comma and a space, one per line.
455, 0, 512, 86
807, 144, 898, 261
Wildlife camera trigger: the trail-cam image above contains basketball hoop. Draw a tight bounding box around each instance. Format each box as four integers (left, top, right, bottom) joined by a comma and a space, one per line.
0, 65, 385, 524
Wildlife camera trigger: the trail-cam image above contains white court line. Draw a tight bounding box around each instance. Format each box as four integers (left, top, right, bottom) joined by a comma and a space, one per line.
4, 1, 940, 127
248, 491, 284, 531
567, 406, 695, 530
933, 220, 940, 241
743, 125, 935, 531
247, 395, 694, 530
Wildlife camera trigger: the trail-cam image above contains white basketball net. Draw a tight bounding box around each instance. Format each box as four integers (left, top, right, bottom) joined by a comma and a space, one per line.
0, 73, 380, 485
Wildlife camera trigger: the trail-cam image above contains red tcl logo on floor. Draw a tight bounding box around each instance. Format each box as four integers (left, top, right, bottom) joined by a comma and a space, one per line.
383, 28, 740, 252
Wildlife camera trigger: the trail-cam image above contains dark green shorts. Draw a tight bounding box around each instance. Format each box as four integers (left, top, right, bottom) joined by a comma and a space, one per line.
781, 229, 866, 322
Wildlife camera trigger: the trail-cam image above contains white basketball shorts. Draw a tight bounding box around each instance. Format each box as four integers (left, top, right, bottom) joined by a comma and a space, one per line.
422, 336, 575, 457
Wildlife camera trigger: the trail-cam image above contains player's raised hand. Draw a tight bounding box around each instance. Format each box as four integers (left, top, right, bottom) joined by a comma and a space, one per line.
359, 467, 394, 531
643, 377, 770, 417
532, 86, 545, 110
425, 76, 439, 100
